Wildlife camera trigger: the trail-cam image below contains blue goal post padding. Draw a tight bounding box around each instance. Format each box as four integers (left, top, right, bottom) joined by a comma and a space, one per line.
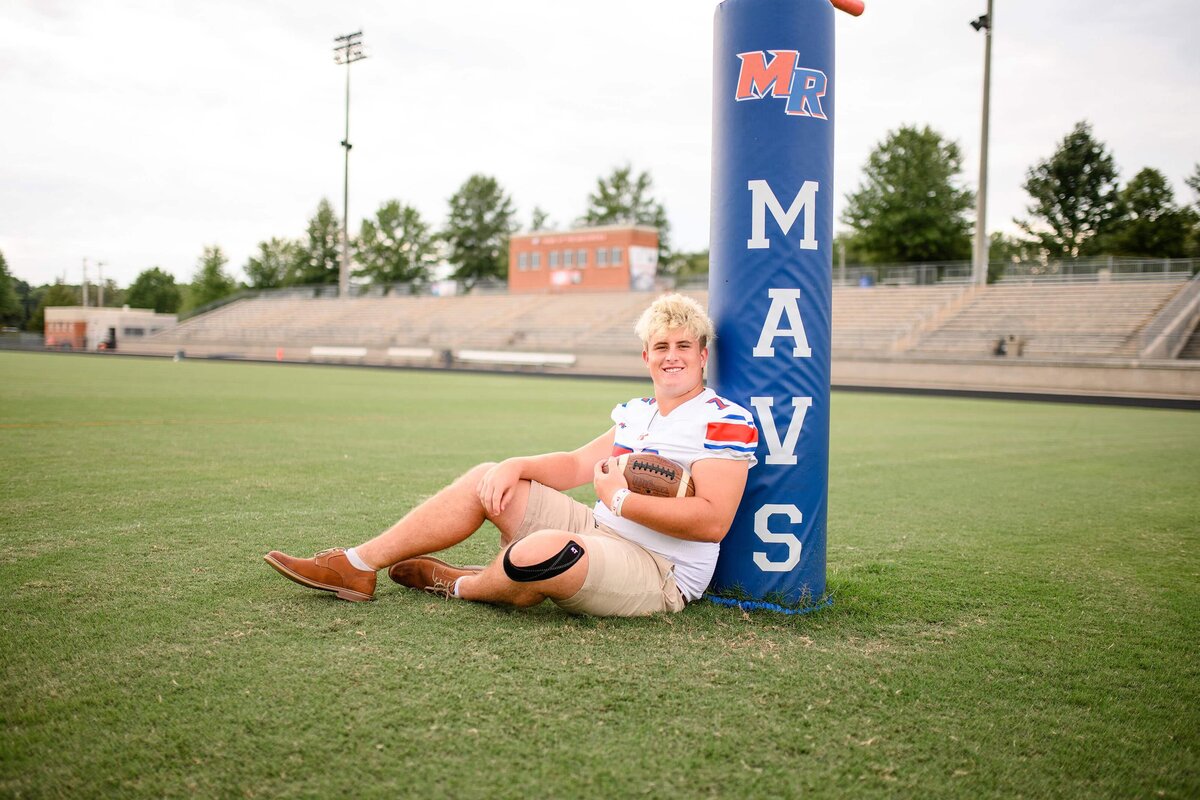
709, 0, 834, 605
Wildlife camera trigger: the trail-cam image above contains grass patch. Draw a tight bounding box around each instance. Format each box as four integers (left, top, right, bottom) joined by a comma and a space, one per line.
1, 352, 1197, 798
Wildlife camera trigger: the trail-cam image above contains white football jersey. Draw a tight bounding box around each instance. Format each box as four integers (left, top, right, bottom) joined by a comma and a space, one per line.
593, 387, 758, 601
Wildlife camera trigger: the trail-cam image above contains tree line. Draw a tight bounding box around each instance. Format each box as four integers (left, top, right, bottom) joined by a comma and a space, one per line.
0, 164, 675, 330
3, 122, 1196, 331
839, 121, 1200, 272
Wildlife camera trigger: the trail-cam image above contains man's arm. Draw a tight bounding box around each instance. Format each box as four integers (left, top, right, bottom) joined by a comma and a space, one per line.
592, 456, 749, 543
477, 428, 616, 516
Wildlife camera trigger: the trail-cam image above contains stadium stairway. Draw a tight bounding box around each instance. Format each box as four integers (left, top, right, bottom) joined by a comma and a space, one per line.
1177, 327, 1200, 360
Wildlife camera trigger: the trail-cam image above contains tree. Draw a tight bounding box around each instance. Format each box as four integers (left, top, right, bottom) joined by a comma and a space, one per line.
1105, 167, 1195, 257
662, 249, 709, 279
580, 164, 671, 256
126, 267, 182, 313
1185, 164, 1200, 258
832, 232, 872, 267
442, 174, 518, 291
290, 199, 342, 285
12, 278, 34, 330
189, 246, 238, 310
530, 206, 553, 231
354, 200, 436, 290
1017, 121, 1120, 259
95, 279, 126, 308
988, 232, 1041, 264
841, 125, 974, 263
0, 249, 21, 326
987, 232, 1043, 282
20, 284, 44, 332
244, 238, 298, 289
29, 281, 78, 333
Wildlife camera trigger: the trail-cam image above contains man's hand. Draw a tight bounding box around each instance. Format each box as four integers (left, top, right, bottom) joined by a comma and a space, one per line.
477, 459, 525, 517
592, 457, 628, 508
597, 457, 749, 543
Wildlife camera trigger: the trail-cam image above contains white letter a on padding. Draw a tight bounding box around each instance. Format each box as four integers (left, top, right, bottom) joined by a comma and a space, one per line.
753, 288, 811, 358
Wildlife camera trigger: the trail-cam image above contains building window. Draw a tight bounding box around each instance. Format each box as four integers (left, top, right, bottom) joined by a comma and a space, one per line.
563, 250, 574, 267
518, 252, 529, 271
531, 252, 541, 269
597, 248, 608, 267
549, 251, 559, 268
123, 327, 145, 336
611, 247, 623, 265
577, 249, 587, 267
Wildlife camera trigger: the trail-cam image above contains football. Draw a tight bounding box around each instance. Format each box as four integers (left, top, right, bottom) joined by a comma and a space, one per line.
607, 452, 695, 498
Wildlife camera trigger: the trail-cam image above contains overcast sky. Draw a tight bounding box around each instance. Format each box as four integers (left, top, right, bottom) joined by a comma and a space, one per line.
2, 0, 1197, 288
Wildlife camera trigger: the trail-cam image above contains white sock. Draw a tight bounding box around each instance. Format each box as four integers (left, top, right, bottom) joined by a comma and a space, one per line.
453, 577, 465, 598
344, 547, 374, 572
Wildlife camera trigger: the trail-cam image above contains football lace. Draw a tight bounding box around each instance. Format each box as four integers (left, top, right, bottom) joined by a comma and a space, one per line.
631, 459, 677, 480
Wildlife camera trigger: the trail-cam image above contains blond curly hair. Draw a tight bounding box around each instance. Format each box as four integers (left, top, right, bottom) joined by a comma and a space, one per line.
634, 293, 716, 349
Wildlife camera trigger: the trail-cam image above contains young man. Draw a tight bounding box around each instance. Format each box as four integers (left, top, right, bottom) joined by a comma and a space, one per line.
264, 294, 758, 616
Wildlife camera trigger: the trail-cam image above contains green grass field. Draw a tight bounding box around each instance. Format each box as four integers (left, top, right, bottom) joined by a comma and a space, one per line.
1, 352, 1197, 799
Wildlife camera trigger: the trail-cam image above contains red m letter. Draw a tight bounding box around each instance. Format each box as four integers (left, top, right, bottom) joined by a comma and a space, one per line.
735, 50, 798, 100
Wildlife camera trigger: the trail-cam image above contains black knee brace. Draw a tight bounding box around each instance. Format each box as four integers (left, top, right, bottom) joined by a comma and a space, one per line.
502, 540, 585, 582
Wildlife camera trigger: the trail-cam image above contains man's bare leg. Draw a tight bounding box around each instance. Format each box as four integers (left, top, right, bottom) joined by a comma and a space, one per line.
265, 461, 532, 602
354, 462, 529, 569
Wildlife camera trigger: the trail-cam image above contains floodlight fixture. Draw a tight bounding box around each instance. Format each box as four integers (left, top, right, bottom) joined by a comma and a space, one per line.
333, 31, 366, 64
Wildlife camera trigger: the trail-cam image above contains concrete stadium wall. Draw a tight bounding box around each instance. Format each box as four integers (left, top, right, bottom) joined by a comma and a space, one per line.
120, 340, 1200, 401
832, 355, 1200, 401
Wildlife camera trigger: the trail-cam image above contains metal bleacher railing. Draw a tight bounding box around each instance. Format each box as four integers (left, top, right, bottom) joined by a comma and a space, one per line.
833, 261, 973, 287
996, 256, 1196, 283
1137, 271, 1200, 359
181, 256, 1197, 318
830, 256, 1196, 288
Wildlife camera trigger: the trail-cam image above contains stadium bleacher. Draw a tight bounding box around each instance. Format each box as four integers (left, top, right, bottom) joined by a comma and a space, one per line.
831, 285, 969, 353
142, 278, 1199, 395
909, 279, 1188, 358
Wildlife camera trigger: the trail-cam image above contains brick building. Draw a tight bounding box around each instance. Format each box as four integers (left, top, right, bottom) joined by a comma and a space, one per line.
45, 306, 177, 351
508, 225, 659, 293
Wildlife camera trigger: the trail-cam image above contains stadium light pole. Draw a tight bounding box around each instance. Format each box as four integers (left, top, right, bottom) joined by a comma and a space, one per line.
971, 2, 993, 286
333, 30, 366, 298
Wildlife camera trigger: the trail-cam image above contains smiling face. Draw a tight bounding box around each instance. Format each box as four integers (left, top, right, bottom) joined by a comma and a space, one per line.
643, 327, 708, 406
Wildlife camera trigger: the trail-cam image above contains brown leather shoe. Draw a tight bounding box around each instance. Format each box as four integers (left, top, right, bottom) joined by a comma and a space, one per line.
388, 557, 480, 599
263, 548, 376, 602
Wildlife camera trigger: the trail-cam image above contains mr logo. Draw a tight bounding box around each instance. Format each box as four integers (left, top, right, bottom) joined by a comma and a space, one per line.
735, 50, 828, 120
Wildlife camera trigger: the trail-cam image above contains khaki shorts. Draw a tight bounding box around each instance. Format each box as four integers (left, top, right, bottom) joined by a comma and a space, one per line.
512, 481, 686, 617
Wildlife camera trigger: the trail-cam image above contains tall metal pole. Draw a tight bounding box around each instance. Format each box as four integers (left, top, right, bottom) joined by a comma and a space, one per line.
341, 62, 352, 297
82, 257, 89, 307
971, 1, 993, 286
333, 31, 366, 299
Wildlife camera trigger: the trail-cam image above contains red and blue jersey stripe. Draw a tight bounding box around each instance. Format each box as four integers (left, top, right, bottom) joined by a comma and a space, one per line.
704, 419, 759, 453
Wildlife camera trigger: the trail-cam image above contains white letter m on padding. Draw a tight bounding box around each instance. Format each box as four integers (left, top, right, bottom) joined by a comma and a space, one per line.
747, 179, 819, 251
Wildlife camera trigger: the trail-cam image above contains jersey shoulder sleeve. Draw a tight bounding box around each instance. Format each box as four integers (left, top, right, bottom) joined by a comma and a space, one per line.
611, 396, 657, 426
695, 394, 759, 466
